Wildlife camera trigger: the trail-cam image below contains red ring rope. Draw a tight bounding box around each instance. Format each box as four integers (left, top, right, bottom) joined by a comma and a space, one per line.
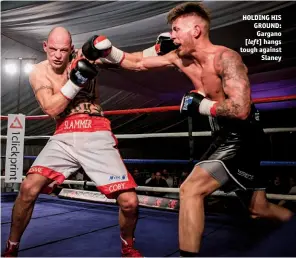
1, 94, 296, 120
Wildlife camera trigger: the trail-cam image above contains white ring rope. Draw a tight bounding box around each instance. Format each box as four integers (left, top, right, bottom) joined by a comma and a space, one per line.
0, 127, 295, 140
1, 177, 295, 201
2, 127, 295, 201
59, 180, 296, 201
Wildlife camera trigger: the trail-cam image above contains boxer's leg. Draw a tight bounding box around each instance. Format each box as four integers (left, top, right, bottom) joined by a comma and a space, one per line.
4, 133, 79, 257
3, 174, 52, 257
179, 161, 228, 255
248, 190, 293, 221
78, 130, 141, 256
116, 188, 140, 257
235, 143, 293, 222
9, 174, 52, 242
116, 189, 139, 244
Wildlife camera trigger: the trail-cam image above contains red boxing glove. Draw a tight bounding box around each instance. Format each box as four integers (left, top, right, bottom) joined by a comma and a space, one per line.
143, 32, 178, 57
82, 35, 125, 64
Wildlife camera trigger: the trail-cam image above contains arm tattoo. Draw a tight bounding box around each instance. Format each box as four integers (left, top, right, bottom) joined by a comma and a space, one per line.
216, 50, 251, 119
34, 85, 54, 94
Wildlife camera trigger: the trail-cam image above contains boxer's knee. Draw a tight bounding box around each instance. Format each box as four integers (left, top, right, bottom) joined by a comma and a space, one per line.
19, 181, 41, 203
180, 166, 220, 200
19, 174, 50, 203
117, 190, 139, 214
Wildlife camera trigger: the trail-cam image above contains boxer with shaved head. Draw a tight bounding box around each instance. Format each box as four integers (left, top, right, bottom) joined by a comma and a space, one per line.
3, 26, 143, 257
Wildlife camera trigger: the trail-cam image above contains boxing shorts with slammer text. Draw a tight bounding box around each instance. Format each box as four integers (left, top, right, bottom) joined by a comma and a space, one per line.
27, 114, 137, 198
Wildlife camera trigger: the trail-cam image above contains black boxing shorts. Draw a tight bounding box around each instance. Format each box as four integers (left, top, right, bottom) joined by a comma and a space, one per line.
196, 116, 268, 193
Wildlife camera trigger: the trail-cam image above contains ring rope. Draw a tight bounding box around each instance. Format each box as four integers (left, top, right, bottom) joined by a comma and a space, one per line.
61, 179, 296, 201
1, 94, 296, 120
1, 156, 295, 167
2, 96, 295, 201
1, 177, 295, 201
1, 127, 295, 141
65, 180, 296, 201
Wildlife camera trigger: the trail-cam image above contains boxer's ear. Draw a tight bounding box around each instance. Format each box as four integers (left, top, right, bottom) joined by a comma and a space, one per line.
69, 46, 76, 62
193, 25, 201, 38
43, 41, 48, 53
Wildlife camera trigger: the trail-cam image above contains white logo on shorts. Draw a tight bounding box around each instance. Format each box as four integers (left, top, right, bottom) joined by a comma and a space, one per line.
64, 119, 92, 130
109, 183, 126, 192
29, 167, 43, 174
237, 169, 254, 180
109, 175, 126, 181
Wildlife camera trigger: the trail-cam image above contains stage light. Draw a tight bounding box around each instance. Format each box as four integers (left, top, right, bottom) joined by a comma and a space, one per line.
24, 63, 34, 74
5, 63, 17, 75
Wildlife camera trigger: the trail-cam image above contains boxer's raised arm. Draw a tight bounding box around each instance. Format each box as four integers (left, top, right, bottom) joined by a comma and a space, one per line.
30, 59, 97, 118
29, 66, 69, 118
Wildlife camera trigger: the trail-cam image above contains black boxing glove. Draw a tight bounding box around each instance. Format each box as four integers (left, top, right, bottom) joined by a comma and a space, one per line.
156, 32, 179, 55
143, 32, 179, 57
180, 90, 217, 117
60, 58, 97, 100
82, 35, 125, 63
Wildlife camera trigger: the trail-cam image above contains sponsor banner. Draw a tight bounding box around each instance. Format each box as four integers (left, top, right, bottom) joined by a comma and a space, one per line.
138, 195, 179, 210
59, 189, 179, 210
5, 114, 26, 183
59, 188, 116, 203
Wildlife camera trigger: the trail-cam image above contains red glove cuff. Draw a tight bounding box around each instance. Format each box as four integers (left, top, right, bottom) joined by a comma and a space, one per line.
210, 103, 217, 116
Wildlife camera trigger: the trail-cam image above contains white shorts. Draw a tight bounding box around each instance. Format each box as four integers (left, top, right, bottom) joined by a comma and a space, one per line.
27, 114, 137, 198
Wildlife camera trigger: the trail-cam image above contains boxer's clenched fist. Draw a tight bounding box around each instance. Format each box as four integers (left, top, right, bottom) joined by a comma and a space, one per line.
61, 58, 97, 100
180, 90, 217, 117
82, 35, 124, 64
143, 32, 179, 57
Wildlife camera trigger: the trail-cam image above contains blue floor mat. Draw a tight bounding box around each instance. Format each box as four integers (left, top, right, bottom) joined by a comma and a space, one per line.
2, 193, 296, 257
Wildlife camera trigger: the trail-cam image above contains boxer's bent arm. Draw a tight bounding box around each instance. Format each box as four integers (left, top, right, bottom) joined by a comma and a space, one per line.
215, 50, 251, 120
29, 68, 70, 118
120, 51, 177, 71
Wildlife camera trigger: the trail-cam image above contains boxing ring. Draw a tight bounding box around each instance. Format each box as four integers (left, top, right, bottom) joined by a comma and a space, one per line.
1, 94, 296, 257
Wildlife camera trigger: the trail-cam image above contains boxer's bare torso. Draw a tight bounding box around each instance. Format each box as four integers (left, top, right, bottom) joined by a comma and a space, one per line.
172, 45, 248, 105
123, 43, 251, 119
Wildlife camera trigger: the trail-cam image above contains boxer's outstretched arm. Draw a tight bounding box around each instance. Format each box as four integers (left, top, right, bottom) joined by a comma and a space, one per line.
126, 51, 145, 60
215, 50, 251, 120
29, 66, 70, 118
92, 51, 144, 66
120, 51, 177, 71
